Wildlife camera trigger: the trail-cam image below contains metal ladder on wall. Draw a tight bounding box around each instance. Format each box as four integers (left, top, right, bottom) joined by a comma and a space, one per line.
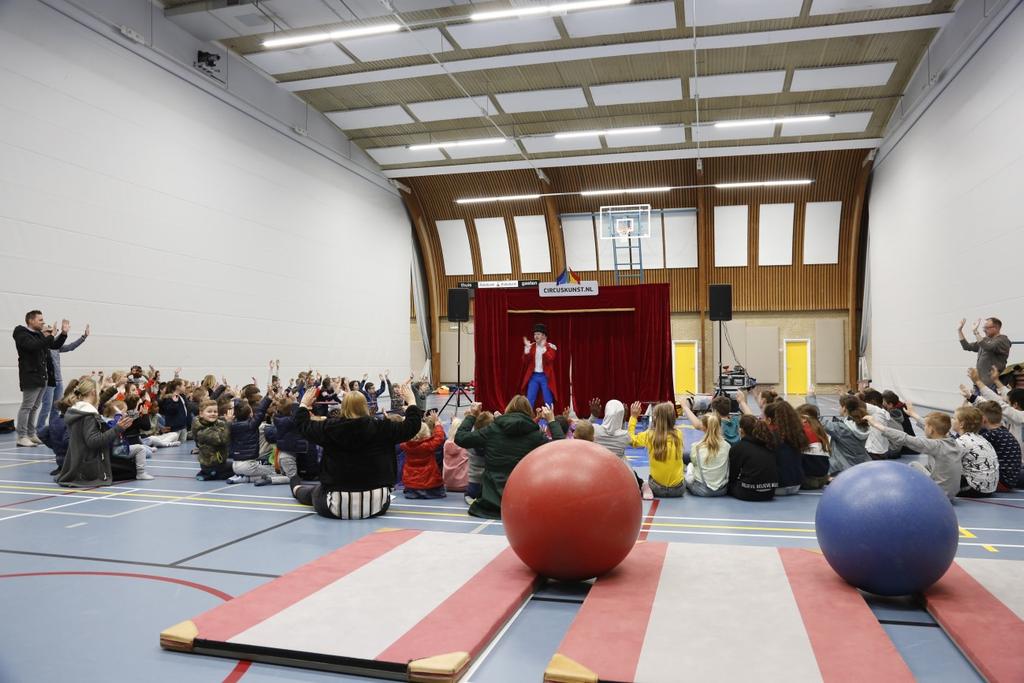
612, 236, 644, 284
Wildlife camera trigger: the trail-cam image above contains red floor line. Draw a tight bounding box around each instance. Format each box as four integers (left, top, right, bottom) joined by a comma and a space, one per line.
0, 570, 252, 682
638, 500, 660, 541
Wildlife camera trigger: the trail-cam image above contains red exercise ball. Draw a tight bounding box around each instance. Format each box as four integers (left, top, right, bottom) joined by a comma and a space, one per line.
502, 439, 642, 581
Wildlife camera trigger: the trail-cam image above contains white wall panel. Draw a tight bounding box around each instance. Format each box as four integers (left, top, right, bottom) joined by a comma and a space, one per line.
435, 220, 474, 275
663, 210, 698, 268
0, 0, 411, 416
473, 217, 512, 274
513, 215, 551, 273
562, 1, 676, 38
342, 27, 452, 61
590, 79, 682, 106
868, 7, 1024, 409
684, 0, 802, 26
758, 203, 795, 266
446, 17, 560, 49
803, 202, 842, 264
561, 214, 598, 271
713, 205, 748, 267
689, 70, 786, 99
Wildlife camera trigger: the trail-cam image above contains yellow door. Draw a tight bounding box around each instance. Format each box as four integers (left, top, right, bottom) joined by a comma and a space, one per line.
785, 340, 810, 396
674, 341, 698, 395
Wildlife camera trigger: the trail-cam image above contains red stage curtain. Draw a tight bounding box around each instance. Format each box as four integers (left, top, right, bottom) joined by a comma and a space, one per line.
472, 284, 674, 415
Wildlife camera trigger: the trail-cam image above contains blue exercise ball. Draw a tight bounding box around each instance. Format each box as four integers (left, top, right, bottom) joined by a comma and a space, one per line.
815, 461, 959, 596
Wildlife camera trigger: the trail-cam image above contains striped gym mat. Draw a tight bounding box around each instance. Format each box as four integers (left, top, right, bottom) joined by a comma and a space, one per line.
161, 529, 538, 682
924, 557, 1024, 683
545, 543, 915, 683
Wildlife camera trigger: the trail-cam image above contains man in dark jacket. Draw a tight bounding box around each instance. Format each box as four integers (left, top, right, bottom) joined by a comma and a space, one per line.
12, 311, 67, 447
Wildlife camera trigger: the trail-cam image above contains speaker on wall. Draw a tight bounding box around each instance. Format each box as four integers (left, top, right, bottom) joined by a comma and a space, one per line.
447, 288, 470, 322
709, 284, 733, 321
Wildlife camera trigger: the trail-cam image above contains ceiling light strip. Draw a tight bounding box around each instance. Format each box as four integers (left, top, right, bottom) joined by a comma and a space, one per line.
263, 24, 401, 49
713, 115, 833, 129
471, 0, 630, 22
456, 180, 814, 203
408, 137, 508, 150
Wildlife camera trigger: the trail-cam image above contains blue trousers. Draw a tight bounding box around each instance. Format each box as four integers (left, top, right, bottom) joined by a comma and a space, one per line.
526, 372, 554, 408
36, 382, 62, 432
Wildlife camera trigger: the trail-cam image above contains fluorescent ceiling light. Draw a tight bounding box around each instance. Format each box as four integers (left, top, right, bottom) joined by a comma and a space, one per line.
580, 187, 672, 196
408, 137, 508, 151
456, 194, 542, 204
604, 126, 662, 136
554, 125, 661, 139
713, 115, 832, 129
714, 180, 814, 189
263, 24, 401, 49
471, 0, 630, 22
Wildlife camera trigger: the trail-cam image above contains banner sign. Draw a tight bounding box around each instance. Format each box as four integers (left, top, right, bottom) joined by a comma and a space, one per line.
459, 280, 540, 289
538, 281, 600, 297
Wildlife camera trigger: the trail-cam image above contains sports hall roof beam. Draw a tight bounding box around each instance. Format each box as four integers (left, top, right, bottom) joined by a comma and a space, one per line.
278, 13, 951, 92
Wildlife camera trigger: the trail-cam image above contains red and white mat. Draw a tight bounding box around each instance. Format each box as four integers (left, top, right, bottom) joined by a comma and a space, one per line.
545, 543, 915, 683
161, 529, 538, 682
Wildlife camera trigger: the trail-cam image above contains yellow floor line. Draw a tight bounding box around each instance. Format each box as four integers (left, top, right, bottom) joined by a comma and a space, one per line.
643, 520, 817, 533
982, 544, 1000, 553
959, 527, 977, 538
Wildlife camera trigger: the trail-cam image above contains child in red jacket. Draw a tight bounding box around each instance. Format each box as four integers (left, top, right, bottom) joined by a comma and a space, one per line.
401, 417, 447, 499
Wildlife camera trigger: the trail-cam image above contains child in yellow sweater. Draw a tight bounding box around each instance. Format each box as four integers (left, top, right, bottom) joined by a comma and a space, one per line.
629, 401, 685, 499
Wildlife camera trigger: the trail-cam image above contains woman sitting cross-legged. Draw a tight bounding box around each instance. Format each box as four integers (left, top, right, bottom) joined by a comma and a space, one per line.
56, 378, 134, 488
292, 384, 422, 520
454, 397, 563, 519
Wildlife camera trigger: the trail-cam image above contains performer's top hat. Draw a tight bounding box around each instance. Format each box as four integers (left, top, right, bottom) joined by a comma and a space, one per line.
533, 323, 548, 336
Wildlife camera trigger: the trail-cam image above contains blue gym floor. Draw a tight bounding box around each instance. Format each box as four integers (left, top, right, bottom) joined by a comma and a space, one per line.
1, 400, 1021, 682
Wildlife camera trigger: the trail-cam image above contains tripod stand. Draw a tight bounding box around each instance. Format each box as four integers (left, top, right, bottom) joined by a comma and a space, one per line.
439, 321, 473, 417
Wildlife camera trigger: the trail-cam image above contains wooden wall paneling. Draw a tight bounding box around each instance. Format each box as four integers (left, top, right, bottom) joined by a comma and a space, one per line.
542, 194, 566, 276
401, 189, 443, 383
846, 152, 874, 385
397, 150, 869, 320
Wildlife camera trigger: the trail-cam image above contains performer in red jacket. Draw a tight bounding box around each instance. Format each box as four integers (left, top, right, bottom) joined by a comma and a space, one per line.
521, 323, 558, 409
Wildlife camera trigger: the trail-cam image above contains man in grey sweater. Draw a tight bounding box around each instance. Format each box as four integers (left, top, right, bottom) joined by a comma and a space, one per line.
866, 408, 962, 500
37, 324, 89, 432
958, 317, 1011, 388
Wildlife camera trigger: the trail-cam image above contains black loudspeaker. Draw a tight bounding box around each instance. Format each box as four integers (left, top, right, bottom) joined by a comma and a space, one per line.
447, 288, 470, 322
709, 284, 733, 321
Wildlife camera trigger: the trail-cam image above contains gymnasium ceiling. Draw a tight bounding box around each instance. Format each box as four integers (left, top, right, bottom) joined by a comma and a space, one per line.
162, 0, 956, 176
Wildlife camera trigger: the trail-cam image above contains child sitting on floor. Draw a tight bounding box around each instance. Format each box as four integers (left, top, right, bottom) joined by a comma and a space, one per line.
628, 401, 684, 499
401, 415, 447, 498
102, 401, 154, 480
227, 394, 274, 484
573, 420, 595, 442
976, 400, 1022, 490
795, 403, 831, 489
462, 411, 493, 504
867, 406, 962, 500
442, 417, 469, 493
686, 413, 730, 497
951, 405, 999, 498
193, 400, 232, 480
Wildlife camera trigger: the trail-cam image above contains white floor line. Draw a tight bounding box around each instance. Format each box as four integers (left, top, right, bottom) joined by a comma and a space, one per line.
0, 487, 139, 523
961, 541, 1024, 549
469, 520, 494, 534
959, 526, 1024, 533
65, 522, 87, 529
106, 483, 237, 518
643, 528, 817, 541
462, 596, 532, 683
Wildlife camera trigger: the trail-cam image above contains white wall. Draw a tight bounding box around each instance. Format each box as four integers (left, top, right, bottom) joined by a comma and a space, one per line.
867, 5, 1024, 410
0, 0, 412, 416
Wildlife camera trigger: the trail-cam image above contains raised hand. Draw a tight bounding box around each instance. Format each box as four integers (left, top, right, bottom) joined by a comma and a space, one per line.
300, 386, 317, 410
84, 324, 90, 337
989, 366, 1002, 385
467, 402, 482, 417
630, 401, 643, 418
967, 367, 980, 384
522, 336, 530, 347
973, 319, 982, 335
117, 415, 134, 430
541, 404, 555, 423
959, 384, 973, 400
958, 318, 966, 331
61, 319, 70, 334
588, 397, 601, 417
